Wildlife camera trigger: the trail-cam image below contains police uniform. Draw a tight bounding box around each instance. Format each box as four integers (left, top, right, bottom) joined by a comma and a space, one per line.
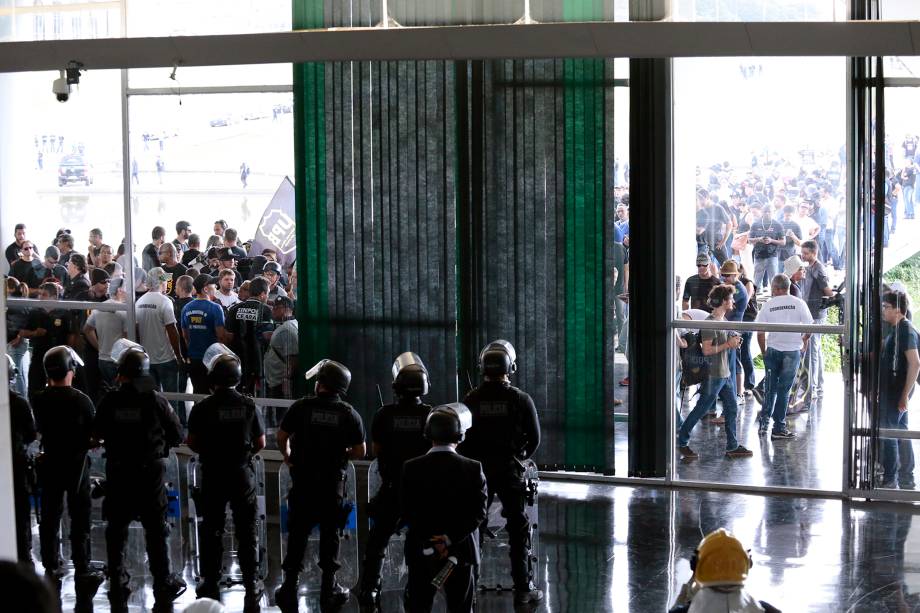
360, 397, 431, 602
226, 298, 273, 395
9, 389, 37, 562
25, 308, 72, 397
187, 387, 265, 600
277, 390, 365, 600
461, 376, 541, 596
31, 384, 96, 578
94, 377, 184, 609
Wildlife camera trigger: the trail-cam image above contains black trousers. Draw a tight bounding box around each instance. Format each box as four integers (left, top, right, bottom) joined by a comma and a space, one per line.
104, 460, 173, 591
281, 471, 345, 577
13, 457, 33, 563
39, 456, 91, 574
483, 468, 532, 588
362, 483, 401, 586
405, 559, 474, 613
199, 463, 259, 586
189, 360, 210, 395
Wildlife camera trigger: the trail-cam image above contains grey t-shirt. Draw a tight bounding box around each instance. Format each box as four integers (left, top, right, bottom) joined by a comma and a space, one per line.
135, 290, 177, 364
85, 301, 128, 362
264, 319, 298, 387
701, 316, 731, 379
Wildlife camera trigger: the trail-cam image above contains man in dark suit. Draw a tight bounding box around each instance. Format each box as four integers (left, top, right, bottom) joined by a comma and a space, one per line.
401, 403, 488, 613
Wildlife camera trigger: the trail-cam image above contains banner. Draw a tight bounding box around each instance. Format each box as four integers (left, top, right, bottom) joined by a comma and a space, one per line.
250, 176, 297, 268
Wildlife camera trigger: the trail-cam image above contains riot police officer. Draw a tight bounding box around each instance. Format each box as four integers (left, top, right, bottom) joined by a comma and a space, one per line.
275, 359, 366, 612
401, 403, 487, 613
186, 343, 266, 612
7, 354, 37, 563
460, 340, 543, 605
358, 353, 433, 610
93, 339, 185, 613
31, 345, 105, 610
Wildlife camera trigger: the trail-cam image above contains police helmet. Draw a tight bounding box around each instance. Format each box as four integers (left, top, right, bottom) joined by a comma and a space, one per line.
111, 339, 150, 379
6, 354, 19, 384
263, 261, 282, 276
43, 345, 84, 381
478, 339, 517, 377
203, 343, 242, 388
424, 403, 473, 444
305, 359, 351, 395
690, 528, 753, 587
391, 352, 430, 398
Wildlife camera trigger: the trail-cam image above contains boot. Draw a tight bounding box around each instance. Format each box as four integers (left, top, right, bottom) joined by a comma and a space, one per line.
107, 582, 130, 613
357, 557, 384, 611
320, 573, 350, 609
74, 569, 106, 613
195, 577, 221, 601
153, 572, 187, 608
242, 579, 263, 613
273, 573, 300, 613
513, 581, 544, 605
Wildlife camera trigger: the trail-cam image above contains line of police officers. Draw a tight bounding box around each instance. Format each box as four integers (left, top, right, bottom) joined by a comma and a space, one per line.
7, 338, 542, 613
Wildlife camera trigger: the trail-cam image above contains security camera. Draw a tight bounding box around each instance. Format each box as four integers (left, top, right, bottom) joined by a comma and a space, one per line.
52, 71, 70, 103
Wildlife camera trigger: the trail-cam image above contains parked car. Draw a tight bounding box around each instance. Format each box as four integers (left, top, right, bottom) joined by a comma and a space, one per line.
58, 154, 93, 186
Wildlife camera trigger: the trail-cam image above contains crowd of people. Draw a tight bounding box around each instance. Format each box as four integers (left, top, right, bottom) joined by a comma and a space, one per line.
4, 220, 302, 420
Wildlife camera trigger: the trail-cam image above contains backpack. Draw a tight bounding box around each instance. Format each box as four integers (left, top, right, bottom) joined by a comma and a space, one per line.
742, 280, 759, 322
680, 331, 710, 388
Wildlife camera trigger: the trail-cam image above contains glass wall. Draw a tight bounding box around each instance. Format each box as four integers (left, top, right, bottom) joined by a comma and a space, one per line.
673, 56, 846, 490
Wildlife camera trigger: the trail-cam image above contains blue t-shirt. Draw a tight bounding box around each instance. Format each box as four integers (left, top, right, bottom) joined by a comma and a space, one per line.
181, 299, 225, 359
725, 280, 749, 323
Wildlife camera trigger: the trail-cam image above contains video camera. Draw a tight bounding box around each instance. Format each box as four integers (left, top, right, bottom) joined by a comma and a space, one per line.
821, 282, 845, 311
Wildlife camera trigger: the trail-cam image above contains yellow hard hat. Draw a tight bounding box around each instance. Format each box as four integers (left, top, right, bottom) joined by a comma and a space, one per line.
692, 528, 752, 586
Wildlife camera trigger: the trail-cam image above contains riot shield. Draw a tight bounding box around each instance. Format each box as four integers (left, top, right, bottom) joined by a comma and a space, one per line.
478, 460, 540, 591
368, 459, 408, 591
187, 455, 269, 585
278, 462, 358, 592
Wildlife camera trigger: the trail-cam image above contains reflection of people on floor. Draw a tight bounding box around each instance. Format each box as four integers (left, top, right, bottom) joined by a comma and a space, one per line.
671, 528, 781, 613
753, 494, 812, 586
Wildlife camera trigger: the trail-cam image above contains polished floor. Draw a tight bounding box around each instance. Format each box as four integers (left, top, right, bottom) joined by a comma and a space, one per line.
42, 478, 920, 612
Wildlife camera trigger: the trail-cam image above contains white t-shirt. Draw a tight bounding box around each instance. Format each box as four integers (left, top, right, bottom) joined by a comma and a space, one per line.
795, 214, 819, 241
215, 291, 240, 309
755, 293, 813, 351
85, 301, 128, 362
135, 290, 178, 364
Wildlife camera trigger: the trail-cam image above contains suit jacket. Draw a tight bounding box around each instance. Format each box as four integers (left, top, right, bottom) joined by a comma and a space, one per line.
400, 449, 488, 566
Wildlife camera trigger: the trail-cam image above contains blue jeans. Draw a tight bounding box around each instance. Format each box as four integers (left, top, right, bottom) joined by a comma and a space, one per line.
760, 348, 801, 432
677, 376, 739, 451
753, 256, 778, 291
149, 360, 182, 418
803, 318, 826, 406
881, 409, 915, 486
6, 341, 28, 397
906, 184, 917, 218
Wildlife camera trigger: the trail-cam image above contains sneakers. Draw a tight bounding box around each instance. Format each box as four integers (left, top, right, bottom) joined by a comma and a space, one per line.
154, 573, 187, 605
274, 578, 300, 613
196, 579, 221, 601
514, 584, 545, 605
678, 445, 698, 459
771, 429, 796, 440
725, 445, 753, 458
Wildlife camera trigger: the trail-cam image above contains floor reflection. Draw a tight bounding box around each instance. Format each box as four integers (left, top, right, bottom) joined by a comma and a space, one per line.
45, 480, 920, 612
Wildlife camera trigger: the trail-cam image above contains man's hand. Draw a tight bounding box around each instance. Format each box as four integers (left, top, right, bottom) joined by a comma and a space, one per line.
726, 336, 742, 350
430, 535, 449, 559
898, 396, 910, 413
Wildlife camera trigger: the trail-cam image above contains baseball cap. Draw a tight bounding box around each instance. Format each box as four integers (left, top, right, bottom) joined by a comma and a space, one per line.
193, 274, 218, 294
695, 253, 711, 267
783, 255, 806, 277
90, 268, 110, 286
146, 267, 170, 287
273, 295, 294, 310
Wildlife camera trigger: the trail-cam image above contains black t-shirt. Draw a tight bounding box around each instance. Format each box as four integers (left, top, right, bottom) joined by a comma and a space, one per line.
5, 242, 21, 265
188, 388, 264, 466
10, 259, 37, 286
279, 393, 365, 477
63, 276, 90, 301
227, 299, 274, 377
371, 399, 432, 485
682, 274, 718, 311
748, 218, 785, 258
161, 263, 187, 297
181, 249, 202, 267
26, 308, 72, 361
460, 381, 541, 467
32, 263, 68, 288
174, 296, 193, 356
94, 382, 182, 465
9, 392, 37, 460
881, 319, 920, 408
32, 386, 95, 464
702, 204, 730, 246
